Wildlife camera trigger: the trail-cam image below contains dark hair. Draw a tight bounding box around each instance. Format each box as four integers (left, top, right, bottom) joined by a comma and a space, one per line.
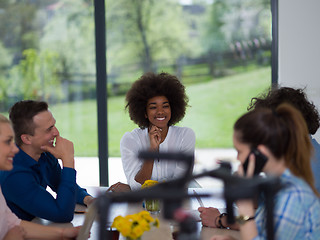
9, 100, 48, 146
248, 87, 320, 134
125, 72, 189, 128
234, 103, 318, 195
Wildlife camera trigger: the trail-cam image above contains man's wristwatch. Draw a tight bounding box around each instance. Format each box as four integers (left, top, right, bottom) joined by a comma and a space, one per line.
235, 215, 255, 225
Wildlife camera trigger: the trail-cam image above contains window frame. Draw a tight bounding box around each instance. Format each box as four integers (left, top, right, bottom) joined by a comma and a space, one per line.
94, 0, 279, 186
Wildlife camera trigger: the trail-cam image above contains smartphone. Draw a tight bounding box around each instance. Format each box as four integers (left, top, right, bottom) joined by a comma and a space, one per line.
242, 148, 268, 176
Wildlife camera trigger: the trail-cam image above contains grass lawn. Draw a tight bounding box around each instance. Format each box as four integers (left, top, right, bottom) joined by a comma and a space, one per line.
181, 66, 271, 148
3, 67, 271, 157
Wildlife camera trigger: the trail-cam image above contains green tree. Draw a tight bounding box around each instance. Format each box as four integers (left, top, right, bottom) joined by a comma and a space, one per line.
201, 0, 229, 76
0, 1, 56, 62
106, 0, 193, 73
0, 1, 65, 106
9, 48, 62, 101
201, 0, 271, 71
203, 0, 229, 52
40, 0, 95, 76
222, 0, 271, 43
0, 41, 12, 110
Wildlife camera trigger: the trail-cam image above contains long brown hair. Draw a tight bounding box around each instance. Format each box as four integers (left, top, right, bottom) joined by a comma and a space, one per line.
234, 103, 318, 196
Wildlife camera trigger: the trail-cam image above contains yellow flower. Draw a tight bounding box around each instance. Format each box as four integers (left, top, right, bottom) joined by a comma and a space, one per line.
139, 218, 150, 231
141, 180, 159, 188
139, 211, 154, 222
112, 210, 160, 239
132, 225, 144, 238
120, 224, 131, 237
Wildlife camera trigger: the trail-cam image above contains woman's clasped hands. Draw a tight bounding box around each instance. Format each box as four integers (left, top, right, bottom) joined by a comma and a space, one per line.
148, 124, 162, 150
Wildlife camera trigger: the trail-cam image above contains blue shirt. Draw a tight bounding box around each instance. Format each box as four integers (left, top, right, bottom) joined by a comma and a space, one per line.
311, 137, 320, 193
0, 148, 90, 222
254, 169, 320, 240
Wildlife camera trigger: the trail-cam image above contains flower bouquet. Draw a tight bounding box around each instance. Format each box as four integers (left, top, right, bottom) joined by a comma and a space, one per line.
141, 180, 160, 213
111, 210, 159, 240
141, 180, 159, 188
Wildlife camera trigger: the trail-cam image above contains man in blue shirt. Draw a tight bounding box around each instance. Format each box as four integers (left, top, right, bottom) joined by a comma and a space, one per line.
0, 100, 94, 223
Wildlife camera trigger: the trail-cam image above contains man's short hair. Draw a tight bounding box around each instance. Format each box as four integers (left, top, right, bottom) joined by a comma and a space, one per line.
9, 100, 48, 146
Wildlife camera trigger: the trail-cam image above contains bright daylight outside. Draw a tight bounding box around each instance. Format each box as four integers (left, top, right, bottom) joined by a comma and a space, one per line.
0, 0, 272, 186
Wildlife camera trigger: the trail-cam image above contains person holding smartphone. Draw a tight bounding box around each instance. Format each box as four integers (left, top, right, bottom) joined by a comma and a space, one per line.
200, 104, 320, 240
248, 86, 320, 193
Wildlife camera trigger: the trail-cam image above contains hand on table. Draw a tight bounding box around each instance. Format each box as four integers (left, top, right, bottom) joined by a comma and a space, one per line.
210, 235, 237, 240
198, 207, 221, 228
83, 195, 95, 206
62, 226, 82, 239
3, 226, 26, 240
107, 182, 131, 192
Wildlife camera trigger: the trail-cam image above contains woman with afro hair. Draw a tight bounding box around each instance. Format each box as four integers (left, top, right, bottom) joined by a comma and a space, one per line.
119, 72, 195, 190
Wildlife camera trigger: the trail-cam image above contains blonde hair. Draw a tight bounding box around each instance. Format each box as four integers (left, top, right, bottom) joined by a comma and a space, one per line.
0, 114, 10, 134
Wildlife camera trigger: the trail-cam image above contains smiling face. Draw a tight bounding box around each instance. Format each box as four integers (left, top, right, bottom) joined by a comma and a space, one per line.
28, 110, 59, 154
146, 96, 171, 129
0, 123, 19, 171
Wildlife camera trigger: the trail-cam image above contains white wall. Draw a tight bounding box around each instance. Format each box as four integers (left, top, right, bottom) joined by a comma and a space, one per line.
279, 0, 320, 140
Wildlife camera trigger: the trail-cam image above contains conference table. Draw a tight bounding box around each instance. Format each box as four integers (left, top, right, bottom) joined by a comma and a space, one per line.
33, 187, 240, 240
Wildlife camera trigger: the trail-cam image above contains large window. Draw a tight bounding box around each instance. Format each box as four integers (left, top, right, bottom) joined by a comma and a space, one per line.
105, 0, 272, 152
0, 0, 275, 186
0, 0, 98, 157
